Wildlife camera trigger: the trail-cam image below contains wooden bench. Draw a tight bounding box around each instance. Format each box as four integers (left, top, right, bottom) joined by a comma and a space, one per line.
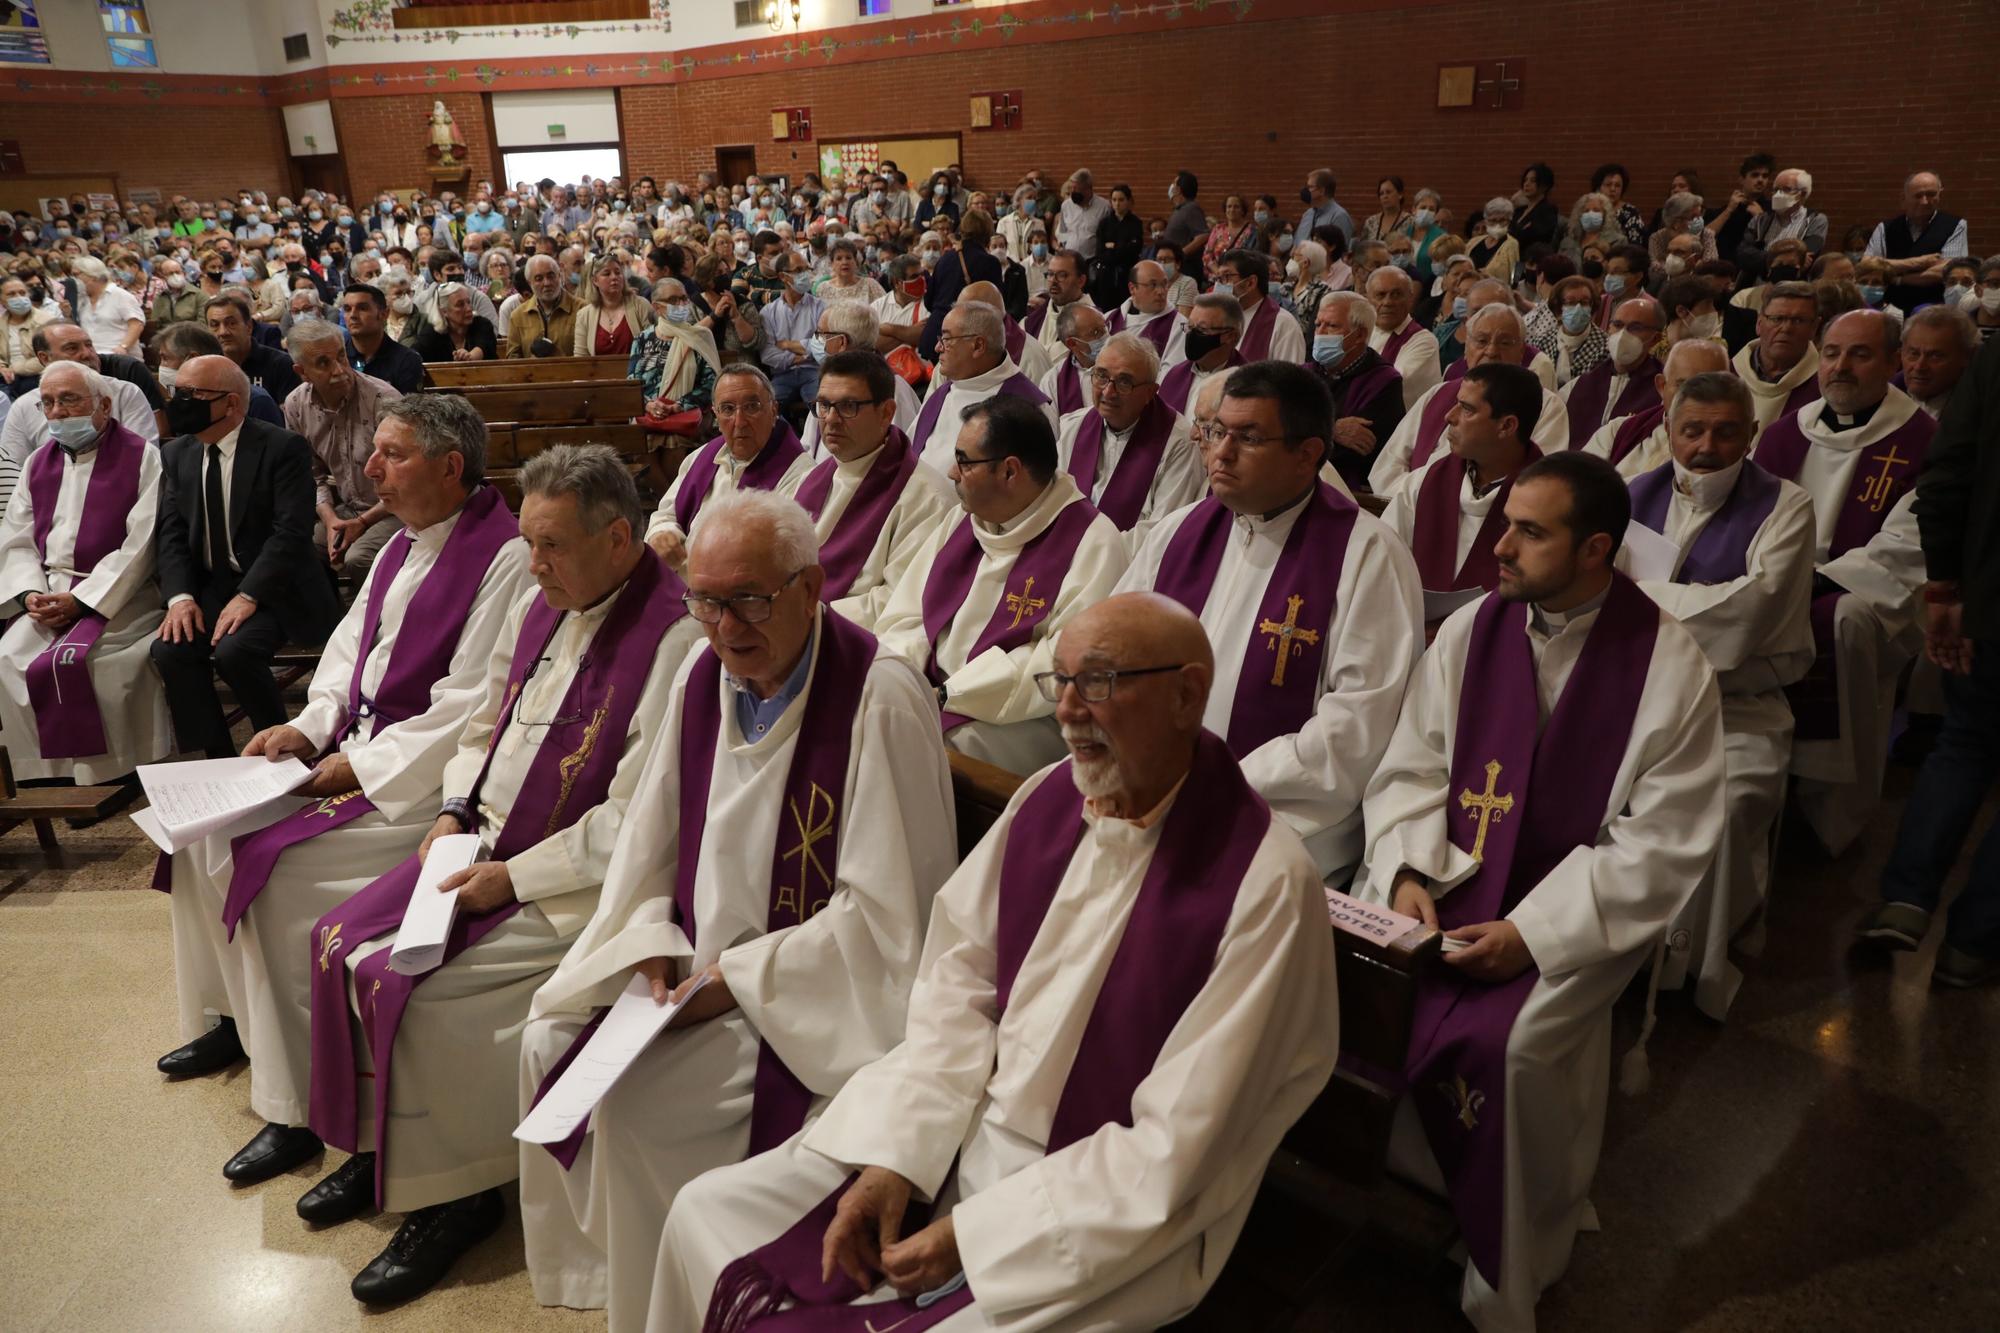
441, 379, 647, 429
0, 746, 132, 860
424, 354, 632, 388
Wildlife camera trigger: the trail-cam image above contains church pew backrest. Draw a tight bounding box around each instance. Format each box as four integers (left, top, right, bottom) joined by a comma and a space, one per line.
424, 354, 631, 388
487, 421, 650, 467
441, 379, 646, 427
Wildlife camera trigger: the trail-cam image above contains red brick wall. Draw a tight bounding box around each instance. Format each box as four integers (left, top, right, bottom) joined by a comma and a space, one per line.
0, 102, 292, 202
332, 92, 499, 204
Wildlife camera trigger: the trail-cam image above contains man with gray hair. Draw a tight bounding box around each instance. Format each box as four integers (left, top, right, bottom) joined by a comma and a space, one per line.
802, 299, 920, 453
1053, 330, 1201, 539
0, 360, 171, 785
283, 317, 404, 577
159, 387, 534, 1204
646, 362, 812, 572
507, 252, 580, 358
285, 442, 687, 1307
1105, 257, 1189, 365
1159, 291, 1247, 414
1365, 263, 1442, 410
257, 240, 314, 323
1583, 337, 1732, 480
1310, 289, 1406, 491
1619, 370, 1815, 1018
1900, 301, 1978, 418
911, 298, 1054, 473
1037, 299, 1109, 417
518, 486, 957, 1325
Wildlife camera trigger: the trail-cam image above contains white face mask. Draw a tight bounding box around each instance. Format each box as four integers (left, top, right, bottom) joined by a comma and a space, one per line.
1983, 288, 2000, 315
1486, 223, 1508, 239
1606, 329, 1645, 369
1663, 255, 1688, 276
1771, 190, 1801, 213
1672, 456, 1744, 510
1685, 311, 1723, 339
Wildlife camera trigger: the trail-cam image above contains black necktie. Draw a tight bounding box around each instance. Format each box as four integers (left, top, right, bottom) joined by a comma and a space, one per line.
204, 444, 230, 573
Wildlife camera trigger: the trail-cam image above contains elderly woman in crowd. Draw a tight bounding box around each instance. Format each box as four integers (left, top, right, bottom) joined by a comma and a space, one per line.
630, 277, 721, 424
1562, 191, 1624, 265
572, 253, 651, 356
379, 268, 420, 344
480, 247, 516, 304
411, 280, 497, 361
817, 238, 884, 305
1650, 190, 1719, 269
1469, 197, 1522, 281
2, 273, 55, 398
1591, 163, 1648, 244
1287, 240, 1336, 346
69, 255, 145, 357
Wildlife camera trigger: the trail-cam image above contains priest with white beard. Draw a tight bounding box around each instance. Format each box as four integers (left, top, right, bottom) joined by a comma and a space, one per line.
1369, 305, 1569, 495
1035, 301, 1106, 418
655, 593, 1339, 1333
795, 349, 955, 630
1117, 360, 1420, 883
1104, 259, 1189, 366
646, 364, 813, 574
1752, 309, 1935, 856
297, 445, 690, 1306
1360, 451, 1724, 1333
1158, 293, 1249, 414
157, 395, 530, 1194
0, 361, 170, 785
516, 490, 957, 1329
912, 300, 1055, 475
1582, 339, 1730, 480
1557, 296, 1664, 450
1617, 373, 1815, 1019
1365, 265, 1442, 411
1733, 283, 1824, 438
877, 394, 1127, 773
1052, 332, 1202, 543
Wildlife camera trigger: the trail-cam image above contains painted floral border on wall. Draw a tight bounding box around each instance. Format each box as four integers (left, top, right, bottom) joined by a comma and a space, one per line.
325, 0, 672, 49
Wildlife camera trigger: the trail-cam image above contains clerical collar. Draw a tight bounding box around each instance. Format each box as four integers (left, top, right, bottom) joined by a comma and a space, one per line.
1253, 484, 1316, 526
1818, 399, 1882, 433
1532, 581, 1611, 634
976, 481, 1052, 537
1464, 457, 1518, 499
729, 622, 816, 740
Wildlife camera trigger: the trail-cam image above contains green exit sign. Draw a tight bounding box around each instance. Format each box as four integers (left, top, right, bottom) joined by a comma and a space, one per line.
547, 123, 566, 139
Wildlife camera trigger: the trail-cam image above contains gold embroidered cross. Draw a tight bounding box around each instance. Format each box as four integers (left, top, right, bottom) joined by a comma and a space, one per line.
1457, 759, 1514, 864
1438, 1074, 1487, 1130
1003, 576, 1047, 630
1856, 444, 1909, 514
776, 782, 836, 922
1257, 594, 1321, 687
317, 922, 343, 973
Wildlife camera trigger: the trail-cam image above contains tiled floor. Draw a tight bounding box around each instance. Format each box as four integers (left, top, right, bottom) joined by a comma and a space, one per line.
3, 763, 1998, 1331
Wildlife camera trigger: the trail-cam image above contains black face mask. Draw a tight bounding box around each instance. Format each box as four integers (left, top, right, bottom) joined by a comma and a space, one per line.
1299, 187, 1314, 204
286, 261, 305, 273
1183, 328, 1223, 362
1767, 264, 1802, 283
1069, 190, 1086, 207
165, 391, 221, 437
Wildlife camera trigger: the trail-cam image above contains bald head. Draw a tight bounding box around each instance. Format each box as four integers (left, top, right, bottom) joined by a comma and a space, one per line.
1065, 592, 1213, 679
1053, 592, 1214, 809
1661, 338, 1730, 391
958, 280, 1005, 309
172, 353, 251, 439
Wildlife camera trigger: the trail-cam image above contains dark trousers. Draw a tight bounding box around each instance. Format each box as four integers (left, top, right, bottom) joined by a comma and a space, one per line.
1880, 638, 2000, 955
149, 579, 290, 758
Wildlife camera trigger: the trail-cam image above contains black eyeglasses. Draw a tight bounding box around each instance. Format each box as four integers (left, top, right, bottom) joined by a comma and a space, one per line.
682, 569, 803, 624
1034, 664, 1186, 703
953, 451, 1006, 471
812, 397, 887, 419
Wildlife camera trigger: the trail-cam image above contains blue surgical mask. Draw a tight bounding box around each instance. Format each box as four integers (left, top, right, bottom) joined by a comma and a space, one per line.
1579, 210, 1604, 233
5, 297, 31, 316
1413, 208, 1436, 229
1252, 210, 1271, 226
1020, 198, 1037, 216
1311, 332, 1346, 367
1451, 296, 1470, 320
338, 215, 354, 227
806, 333, 828, 362
1560, 304, 1592, 335
1160, 261, 1177, 279
1032, 242, 1048, 260
665, 302, 695, 324
49, 416, 101, 454
1685, 215, 1704, 234
1605, 273, 1629, 297
1860, 284, 1886, 306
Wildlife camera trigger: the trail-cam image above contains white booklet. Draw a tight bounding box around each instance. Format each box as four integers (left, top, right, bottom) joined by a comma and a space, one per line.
131, 755, 312, 854
387, 834, 482, 976
1620, 521, 1681, 583
513, 971, 712, 1146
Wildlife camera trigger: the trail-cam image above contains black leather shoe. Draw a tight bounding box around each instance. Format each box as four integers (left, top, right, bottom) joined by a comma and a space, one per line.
156, 1017, 245, 1077
351, 1189, 505, 1306
222, 1122, 324, 1185
297, 1152, 377, 1225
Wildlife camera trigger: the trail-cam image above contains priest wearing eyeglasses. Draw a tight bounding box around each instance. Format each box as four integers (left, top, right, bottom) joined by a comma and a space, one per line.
515, 488, 956, 1328
1051, 332, 1203, 545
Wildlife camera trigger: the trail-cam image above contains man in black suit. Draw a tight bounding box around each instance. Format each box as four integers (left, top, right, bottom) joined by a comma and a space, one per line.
205, 292, 302, 401
151, 355, 340, 757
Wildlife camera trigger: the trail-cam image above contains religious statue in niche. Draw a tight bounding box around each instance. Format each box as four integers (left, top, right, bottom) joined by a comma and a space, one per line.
426, 100, 465, 170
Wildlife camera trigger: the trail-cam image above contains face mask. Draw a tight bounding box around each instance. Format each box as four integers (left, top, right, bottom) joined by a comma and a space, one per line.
1579, 210, 1604, 233
165, 391, 220, 437
1160, 261, 1178, 279
1981, 288, 2000, 315
286, 261, 305, 274
381, 202, 395, 214
1663, 255, 1688, 276
921, 250, 940, 270
1451, 296, 1470, 320
1030, 242, 1049, 262
1069, 190, 1087, 206
1413, 209, 1436, 229
1182, 328, 1223, 361
1311, 332, 1345, 367
1607, 329, 1644, 368
1298, 187, 1314, 205
1559, 304, 1592, 335
1605, 273, 1629, 297
218, 212, 233, 224
4, 297, 30, 316
991, 248, 1008, 263
1276, 233, 1294, 254
1766, 264, 1802, 283
871, 190, 886, 206
1252, 210, 1271, 227
308, 210, 324, 222
900, 278, 926, 300
805, 333, 829, 363
1084, 335, 1107, 361
391, 295, 414, 314
49, 415, 101, 454
1771, 191, 1800, 213
664, 302, 694, 324
1943, 283, 1971, 305
734, 241, 751, 259
1486, 223, 1508, 239
157, 365, 178, 391
338, 215, 354, 228
1019, 198, 1037, 217
1286, 259, 1302, 280
1685, 215, 1704, 234
1686, 312, 1723, 338
933, 184, 948, 199
1859, 285, 1886, 307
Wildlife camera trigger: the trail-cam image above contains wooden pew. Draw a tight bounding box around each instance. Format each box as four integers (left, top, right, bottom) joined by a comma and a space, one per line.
424, 354, 631, 388
0, 746, 132, 861
486, 421, 650, 468
442, 379, 646, 429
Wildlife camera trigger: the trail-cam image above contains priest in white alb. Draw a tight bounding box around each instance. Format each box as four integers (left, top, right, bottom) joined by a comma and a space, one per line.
1751, 309, 1934, 855
1581, 339, 1729, 480
0, 361, 170, 785
646, 363, 813, 574
158, 395, 531, 1204
877, 394, 1127, 773
959, 281, 1053, 386
1365, 265, 1442, 411
1733, 282, 1824, 438
1035, 301, 1107, 419
297, 445, 690, 1306
1052, 332, 1202, 543
1618, 372, 1814, 1019
1360, 451, 1724, 1333
655, 593, 1339, 1333
913, 300, 1055, 474
1557, 296, 1663, 450
800, 303, 920, 452
1210, 248, 1308, 364
1117, 359, 1420, 883
515, 490, 957, 1330
1104, 259, 1189, 366
1158, 292, 1248, 414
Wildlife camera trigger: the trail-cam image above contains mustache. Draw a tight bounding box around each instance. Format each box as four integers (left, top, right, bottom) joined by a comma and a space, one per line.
1061, 722, 1111, 750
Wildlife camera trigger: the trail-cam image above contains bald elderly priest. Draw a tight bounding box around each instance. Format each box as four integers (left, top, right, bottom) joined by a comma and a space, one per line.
1118, 360, 1421, 883
516, 491, 957, 1329
876, 394, 1127, 774
160, 397, 531, 1201
657, 593, 1338, 1333
1360, 453, 1723, 1333
0, 361, 171, 785
296, 446, 688, 1306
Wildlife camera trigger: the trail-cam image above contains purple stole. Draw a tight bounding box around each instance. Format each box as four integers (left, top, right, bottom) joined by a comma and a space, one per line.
1002, 317, 1026, 364
1755, 404, 1936, 739
919, 496, 1098, 731
1109, 304, 1177, 355
1380, 319, 1421, 365
1627, 460, 1783, 586
1065, 395, 1177, 530
306, 553, 684, 1205
1411, 451, 1539, 594
1405, 382, 1462, 473
909, 371, 1047, 459
1238, 297, 1281, 360
792, 428, 921, 599
1159, 348, 1245, 414
216, 486, 520, 939
700, 731, 1268, 1333
1606, 403, 1664, 467
1562, 357, 1660, 451
21, 423, 145, 760
1407, 572, 1659, 1288
1336, 360, 1403, 418
1154, 485, 1357, 755
1021, 301, 1050, 339
1049, 357, 1085, 416
674, 421, 804, 532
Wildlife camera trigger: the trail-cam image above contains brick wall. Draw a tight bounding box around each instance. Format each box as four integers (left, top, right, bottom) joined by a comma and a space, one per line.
0, 102, 292, 201
332, 92, 499, 204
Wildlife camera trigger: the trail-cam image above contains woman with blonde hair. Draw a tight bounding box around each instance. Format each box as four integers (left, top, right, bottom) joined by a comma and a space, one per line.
571, 253, 653, 356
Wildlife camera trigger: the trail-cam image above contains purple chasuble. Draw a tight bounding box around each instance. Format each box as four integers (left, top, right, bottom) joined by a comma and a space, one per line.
1159, 349, 1245, 415
1562, 356, 1660, 451
1626, 460, 1783, 586
792, 428, 921, 599
21, 423, 146, 759
1411, 450, 1540, 594
700, 731, 1268, 1333
1050, 358, 1085, 416
1065, 395, 1177, 530
1754, 405, 1935, 740
1153, 484, 1358, 754
1238, 297, 1281, 361
306, 553, 684, 1205
217, 486, 520, 938
1406, 572, 1659, 1289
674, 421, 804, 532
919, 495, 1099, 731
909, 372, 1047, 459
1606, 403, 1664, 467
